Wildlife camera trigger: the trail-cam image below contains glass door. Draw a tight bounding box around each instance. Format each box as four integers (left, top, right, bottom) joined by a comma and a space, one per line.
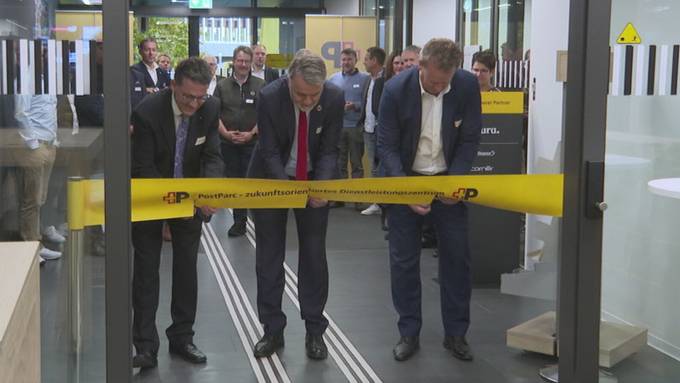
598, 1, 680, 382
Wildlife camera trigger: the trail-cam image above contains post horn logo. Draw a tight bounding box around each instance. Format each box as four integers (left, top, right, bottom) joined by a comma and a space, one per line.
163, 191, 190, 204
452, 188, 479, 200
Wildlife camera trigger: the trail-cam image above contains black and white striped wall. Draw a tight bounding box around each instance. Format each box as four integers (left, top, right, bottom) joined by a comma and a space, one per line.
0, 39, 102, 96
611, 44, 680, 96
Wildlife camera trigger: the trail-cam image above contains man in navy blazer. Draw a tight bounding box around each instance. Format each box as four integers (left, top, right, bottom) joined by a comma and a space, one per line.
247, 50, 344, 360
130, 37, 171, 97
377, 38, 482, 362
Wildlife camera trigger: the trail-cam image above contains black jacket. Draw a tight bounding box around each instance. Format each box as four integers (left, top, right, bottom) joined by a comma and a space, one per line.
131, 88, 223, 179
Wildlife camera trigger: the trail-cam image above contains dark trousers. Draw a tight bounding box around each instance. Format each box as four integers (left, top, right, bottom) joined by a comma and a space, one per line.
221, 142, 254, 224
388, 201, 471, 337
132, 215, 203, 354
252, 206, 330, 336
338, 127, 364, 179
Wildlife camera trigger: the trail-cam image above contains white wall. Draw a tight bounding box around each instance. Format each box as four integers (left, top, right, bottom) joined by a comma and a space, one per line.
523, 0, 570, 274
323, 0, 359, 16
412, 0, 457, 47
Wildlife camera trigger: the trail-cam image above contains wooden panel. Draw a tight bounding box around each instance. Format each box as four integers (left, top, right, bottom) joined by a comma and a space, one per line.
0, 242, 40, 383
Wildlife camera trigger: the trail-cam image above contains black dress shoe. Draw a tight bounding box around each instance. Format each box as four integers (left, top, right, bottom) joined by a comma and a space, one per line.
393, 336, 419, 361
253, 332, 284, 358
169, 342, 207, 364
443, 335, 474, 361
305, 334, 328, 360
132, 351, 158, 369
228, 222, 247, 237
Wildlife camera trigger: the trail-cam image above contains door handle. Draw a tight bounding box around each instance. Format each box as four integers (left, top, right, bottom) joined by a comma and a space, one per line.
586, 161, 605, 219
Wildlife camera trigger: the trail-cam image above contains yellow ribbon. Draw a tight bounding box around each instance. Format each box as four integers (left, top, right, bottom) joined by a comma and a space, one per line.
67, 174, 563, 229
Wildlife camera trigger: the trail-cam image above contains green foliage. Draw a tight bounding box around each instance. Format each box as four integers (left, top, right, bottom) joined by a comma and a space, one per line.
133, 17, 189, 67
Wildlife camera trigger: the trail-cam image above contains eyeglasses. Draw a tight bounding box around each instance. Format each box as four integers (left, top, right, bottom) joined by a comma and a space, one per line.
180, 92, 211, 104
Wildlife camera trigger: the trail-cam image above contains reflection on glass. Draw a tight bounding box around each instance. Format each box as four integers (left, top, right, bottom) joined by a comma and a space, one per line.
1, 4, 107, 383
256, 17, 304, 69
496, 0, 525, 61
463, 0, 492, 50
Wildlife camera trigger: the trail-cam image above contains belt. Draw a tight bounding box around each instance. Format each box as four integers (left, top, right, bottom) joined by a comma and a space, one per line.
37, 139, 56, 146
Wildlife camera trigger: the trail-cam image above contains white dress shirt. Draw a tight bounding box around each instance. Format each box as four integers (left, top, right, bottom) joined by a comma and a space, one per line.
144, 61, 159, 86
284, 105, 313, 177
412, 75, 451, 175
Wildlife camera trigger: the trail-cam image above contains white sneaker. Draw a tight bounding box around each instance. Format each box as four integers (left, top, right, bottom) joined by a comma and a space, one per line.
361, 203, 381, 215
43, 225, 66, 244
39, 247, 62, 261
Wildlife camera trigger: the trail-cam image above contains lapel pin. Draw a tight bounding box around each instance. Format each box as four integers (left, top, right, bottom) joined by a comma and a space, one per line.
250, 91, 255, 96
316, 105, 322, 112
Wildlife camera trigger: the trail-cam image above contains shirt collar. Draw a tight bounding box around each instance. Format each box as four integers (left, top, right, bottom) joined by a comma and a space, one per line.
144, 61, 158, 71
418, 70, 451, 98
171, 91, 183, 119
342, 68, 359, 76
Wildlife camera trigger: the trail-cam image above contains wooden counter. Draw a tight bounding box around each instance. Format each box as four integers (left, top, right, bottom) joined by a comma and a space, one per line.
0, 242, 41, 383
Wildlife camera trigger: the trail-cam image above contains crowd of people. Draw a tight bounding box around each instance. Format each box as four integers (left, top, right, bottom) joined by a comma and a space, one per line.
125, 37, 502, 370
1, 33, 502, 371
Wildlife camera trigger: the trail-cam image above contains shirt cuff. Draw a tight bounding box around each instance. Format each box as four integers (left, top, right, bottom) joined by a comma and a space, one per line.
25, 139, 40, 150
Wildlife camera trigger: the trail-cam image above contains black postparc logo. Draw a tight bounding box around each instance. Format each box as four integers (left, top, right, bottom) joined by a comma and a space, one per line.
163, 191, 190, 204
452, 188, 479, 200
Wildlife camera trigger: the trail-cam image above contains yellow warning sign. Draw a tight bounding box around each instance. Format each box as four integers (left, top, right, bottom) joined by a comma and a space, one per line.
617, 23, 641, 44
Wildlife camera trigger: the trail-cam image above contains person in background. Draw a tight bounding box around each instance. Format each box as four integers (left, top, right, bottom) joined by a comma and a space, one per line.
358, 47, 386, 216
131, 37, 170, 96
251, 44, 280, 84
157, 53, 173, 77
328, 48, 370, 208
246, 50, 343, 361
14, 94, 63, 262
401, 45, 421, 70
385, 51, 404, 80
378, 38, 482, 363
214, 46, 265, 237
130, 57, 223, 369
204, 55, 224, 96
471, 50, 501, 92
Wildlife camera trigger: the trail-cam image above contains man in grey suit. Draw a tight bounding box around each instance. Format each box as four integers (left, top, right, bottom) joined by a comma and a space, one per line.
247, 50, 344, 360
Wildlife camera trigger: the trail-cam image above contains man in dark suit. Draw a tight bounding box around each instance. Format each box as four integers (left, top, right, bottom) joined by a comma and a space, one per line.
251, 44, 280, 84
377, 38, 482, 362
130, 37, 171, 97
130, 57, 223, 369
247, 50, 344, 360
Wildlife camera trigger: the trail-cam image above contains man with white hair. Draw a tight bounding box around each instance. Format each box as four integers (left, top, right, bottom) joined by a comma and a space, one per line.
247, 49, 344, 361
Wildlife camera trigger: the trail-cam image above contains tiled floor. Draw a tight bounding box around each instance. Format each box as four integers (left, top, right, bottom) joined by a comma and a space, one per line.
40, 207, 680, 382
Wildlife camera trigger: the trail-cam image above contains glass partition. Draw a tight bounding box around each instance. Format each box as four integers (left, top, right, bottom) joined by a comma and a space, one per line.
0, 4, 108, 382
599, 1, 680, 381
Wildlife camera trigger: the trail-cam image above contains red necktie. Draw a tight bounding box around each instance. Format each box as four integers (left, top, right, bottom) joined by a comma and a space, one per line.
296, 110, 308, 180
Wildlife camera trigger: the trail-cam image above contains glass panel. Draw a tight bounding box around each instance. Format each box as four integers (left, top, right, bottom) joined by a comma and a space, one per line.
1, 4, 108, 382
601, 1, 680, 381
132, 0, 251, 6
133, 16, 189, 78
199, 17, 253, 76
255, 17, 304, 69
496, 0, 525, 60
362, 0, 377, 16
462, 0, 492, 51
377, 0, 395, 53
256, 0, 321, 7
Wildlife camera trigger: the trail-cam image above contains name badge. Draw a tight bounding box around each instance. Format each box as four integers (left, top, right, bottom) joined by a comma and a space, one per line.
134, 87, 142, 92
195, 136, 206, 145
245, 98, 254, 104
353, 84, 360, 88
